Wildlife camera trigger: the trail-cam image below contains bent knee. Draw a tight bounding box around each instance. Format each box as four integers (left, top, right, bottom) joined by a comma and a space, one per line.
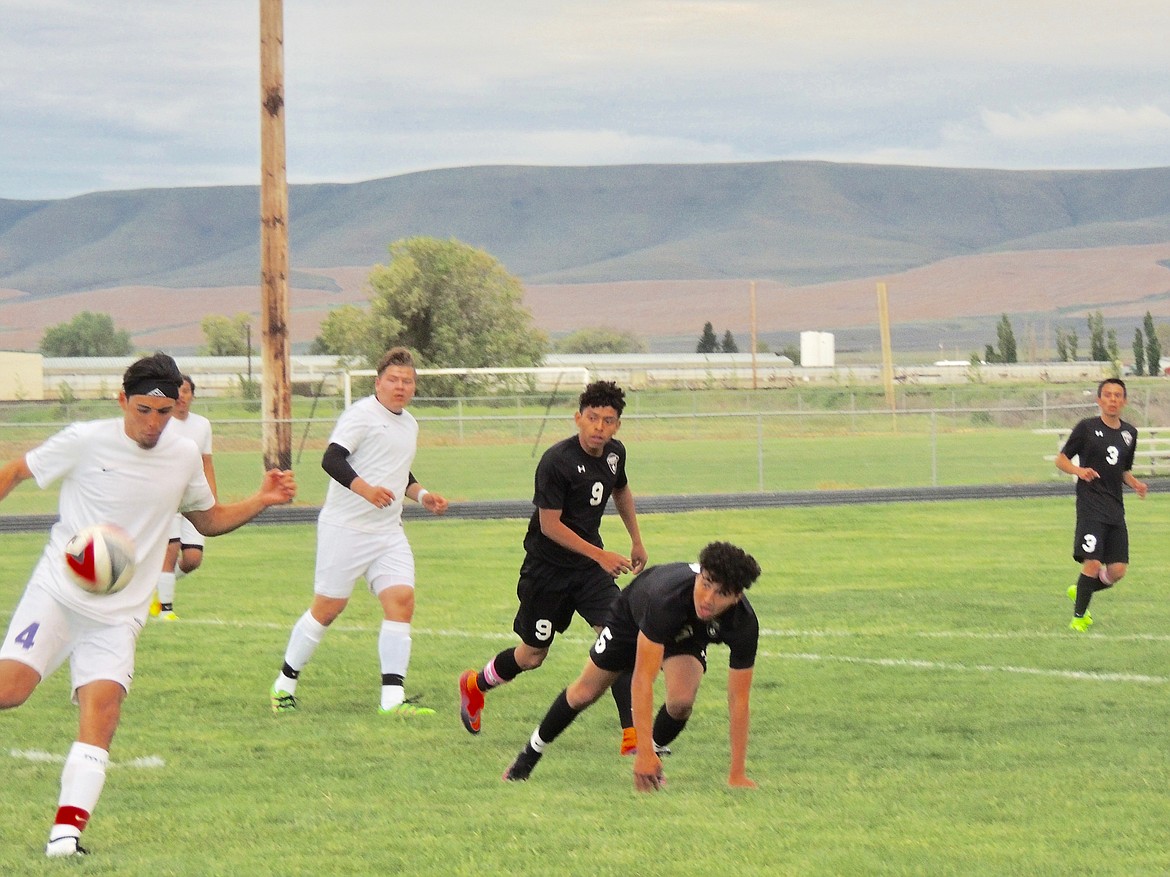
515, 647, 548, 670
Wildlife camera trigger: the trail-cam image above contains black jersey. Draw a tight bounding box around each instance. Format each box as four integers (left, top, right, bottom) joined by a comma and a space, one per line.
1061, 415, 1138, 525
611, 562, 759, 670
523, 434, 629, 569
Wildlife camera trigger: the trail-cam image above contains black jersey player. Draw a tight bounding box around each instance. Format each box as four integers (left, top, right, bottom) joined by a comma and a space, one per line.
503, 541, 762, 791
459, 381, 647, 753
1055, 378, 1147, 631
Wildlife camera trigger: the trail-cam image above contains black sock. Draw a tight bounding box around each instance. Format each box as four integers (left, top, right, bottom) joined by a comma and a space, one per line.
479, 648, 523, 691
535, 689, 583, 747
280, 662, 301, 680
1074, 573, 1096, 617
652, 704, 689, 748
610, 670, 633, 729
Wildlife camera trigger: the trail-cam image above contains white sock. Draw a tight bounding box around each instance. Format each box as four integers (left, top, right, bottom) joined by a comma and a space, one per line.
175, 565, 189, 581
50, 742, 109, 841
156, 571, 176, 605
379, 620, 412, 710
277, 611, 329, 694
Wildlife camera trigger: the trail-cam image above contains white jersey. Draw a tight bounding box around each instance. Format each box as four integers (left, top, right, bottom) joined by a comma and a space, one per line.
25, 418, 215, 621
165, 411, 213, 455
319, 395, 418, 534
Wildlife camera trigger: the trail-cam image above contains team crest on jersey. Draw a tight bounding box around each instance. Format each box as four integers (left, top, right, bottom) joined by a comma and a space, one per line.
606, 452, 619, 474
1122, 430, 1133, 446
707, 621, 721, 639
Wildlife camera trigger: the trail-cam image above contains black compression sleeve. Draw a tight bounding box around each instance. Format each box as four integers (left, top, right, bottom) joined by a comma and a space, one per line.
321, 442, 360, 489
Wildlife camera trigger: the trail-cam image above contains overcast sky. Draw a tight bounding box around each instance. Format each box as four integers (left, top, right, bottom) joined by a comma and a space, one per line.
3, 1, 1169, 201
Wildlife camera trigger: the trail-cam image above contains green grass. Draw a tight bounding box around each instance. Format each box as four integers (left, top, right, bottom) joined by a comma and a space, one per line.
2, 500, 1170, 875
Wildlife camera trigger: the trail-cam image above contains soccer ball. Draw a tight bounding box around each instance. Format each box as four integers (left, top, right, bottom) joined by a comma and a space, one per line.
64, 524, 138, 595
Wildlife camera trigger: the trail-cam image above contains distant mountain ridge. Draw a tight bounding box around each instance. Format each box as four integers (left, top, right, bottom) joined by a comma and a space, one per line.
3, 161, 1170, 298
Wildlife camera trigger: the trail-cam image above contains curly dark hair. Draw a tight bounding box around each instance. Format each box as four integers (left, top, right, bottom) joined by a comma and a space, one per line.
122, 352, 182, 394
578, 380, 626, 415
698, 541, 761, 595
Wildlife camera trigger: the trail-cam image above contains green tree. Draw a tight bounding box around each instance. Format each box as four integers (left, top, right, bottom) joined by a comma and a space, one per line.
720, 330, 739, 353
1067, 327, 1079, 362
1133, 327, 1146, 376
995, 314, 1017, 363
310, 304, 377, 363
1055, 327, 1069, 362
1087, 311, 1108, 361
39, 311, 133, 357
553, 327, 647, 354
696, 322, 718, 353
367, 237, 547, 393
1144, 311, 1163, 376
1106, 328, 1120, 366
201, 313, 252, 356
779, 343, 800, 365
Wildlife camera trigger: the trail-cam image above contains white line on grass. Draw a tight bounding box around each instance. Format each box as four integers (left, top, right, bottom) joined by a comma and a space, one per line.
765, 650, 1167, 684
9, 749, 165, 768
174, 618, 1165, 685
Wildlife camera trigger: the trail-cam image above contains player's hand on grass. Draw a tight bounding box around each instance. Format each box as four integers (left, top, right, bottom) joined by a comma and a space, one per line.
633, 751, 664, 792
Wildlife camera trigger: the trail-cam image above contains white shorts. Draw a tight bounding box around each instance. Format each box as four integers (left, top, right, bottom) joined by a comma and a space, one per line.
169, 513, 206, 549
313, 519, 415, 599
0, 580, 142, 703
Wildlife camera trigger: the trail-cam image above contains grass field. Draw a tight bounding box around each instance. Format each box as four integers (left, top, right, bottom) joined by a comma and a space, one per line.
2, 500, 1170, 875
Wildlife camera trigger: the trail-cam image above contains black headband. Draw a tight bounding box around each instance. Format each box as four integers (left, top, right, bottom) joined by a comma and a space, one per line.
124, 378, 181, 400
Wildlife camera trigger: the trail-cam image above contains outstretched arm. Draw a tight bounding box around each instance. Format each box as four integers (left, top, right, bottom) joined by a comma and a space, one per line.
184, 469, 296, 537
632, 633, 666, 792
727, 666, 756, 788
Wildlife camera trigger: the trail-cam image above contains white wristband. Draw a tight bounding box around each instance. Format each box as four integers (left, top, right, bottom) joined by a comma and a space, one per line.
416, 488, 429, 503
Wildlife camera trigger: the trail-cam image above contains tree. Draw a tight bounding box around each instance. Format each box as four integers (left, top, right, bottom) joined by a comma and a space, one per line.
1133, 328, 1146, 377
1067, 327, 1079, 362
1106, 328, 1120, 366
1055, 327, 1069, 362
310, 304, 377, 363
201, 313, 252, 356
696, 322, 718, 353
367, 237, 547, 392
553, 327, 647, 354
1087, 311, 1108, 361
720, 330, 739, 353
994, 314, 1017, 363
1144, 311, 1163, 376
40, 311, 133, 357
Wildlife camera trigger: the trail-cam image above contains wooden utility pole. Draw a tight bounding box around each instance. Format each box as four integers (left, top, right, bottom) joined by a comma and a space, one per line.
259, 0, 292, 470
877, 282, 896, 415
749, 280, 758, 389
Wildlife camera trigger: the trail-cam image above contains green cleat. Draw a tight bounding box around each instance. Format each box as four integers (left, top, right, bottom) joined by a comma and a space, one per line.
1066, 584, 1077, 602
270, 687, 298, 714
379, 696, 435, 717
1069, 615, 1093, 633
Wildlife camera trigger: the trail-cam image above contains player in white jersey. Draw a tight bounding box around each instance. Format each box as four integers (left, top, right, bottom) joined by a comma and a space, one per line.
271, 347, 448, 717
0, 352, 297, 859
151, 374, 217, 620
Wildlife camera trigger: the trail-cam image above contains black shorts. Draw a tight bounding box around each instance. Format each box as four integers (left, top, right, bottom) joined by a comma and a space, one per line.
512, 555, 619, 649
589, 623, 709, 674
1073, 516, 1130, 565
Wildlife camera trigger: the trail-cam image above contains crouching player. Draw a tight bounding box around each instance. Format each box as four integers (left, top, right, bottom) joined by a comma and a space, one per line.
502, 541, 761, 791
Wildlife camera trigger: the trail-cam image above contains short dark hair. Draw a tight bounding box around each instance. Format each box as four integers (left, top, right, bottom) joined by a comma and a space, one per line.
698, 541, 761, 595
1098, 377, 1126, 398
181, 374, 196, 394
377, 347, 416, 375
122, 352, 182, 395
578, 380, 626, 415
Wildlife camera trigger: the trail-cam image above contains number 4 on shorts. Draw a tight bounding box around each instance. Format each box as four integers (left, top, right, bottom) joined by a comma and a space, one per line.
14, 622, 39, 650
